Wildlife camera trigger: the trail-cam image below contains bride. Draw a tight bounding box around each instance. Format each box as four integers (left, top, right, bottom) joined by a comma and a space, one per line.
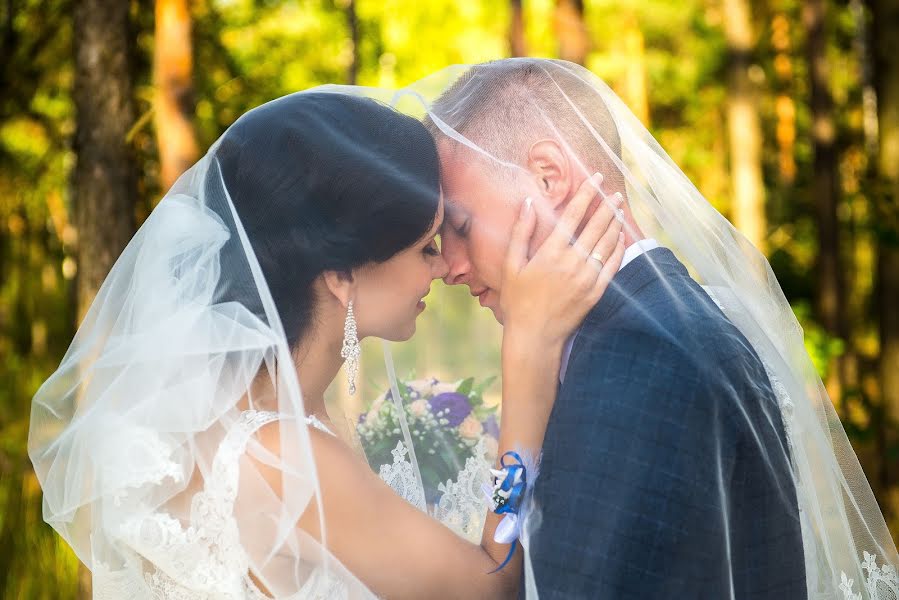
28, 90, 624, 598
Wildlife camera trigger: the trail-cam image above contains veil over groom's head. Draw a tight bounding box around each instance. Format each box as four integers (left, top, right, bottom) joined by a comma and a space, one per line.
406, 58, 899, 595
425, 58, 624, 195
423, 59, 638, 321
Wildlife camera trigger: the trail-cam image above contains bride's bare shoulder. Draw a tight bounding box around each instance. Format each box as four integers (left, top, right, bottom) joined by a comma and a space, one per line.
248, 418, 379, 498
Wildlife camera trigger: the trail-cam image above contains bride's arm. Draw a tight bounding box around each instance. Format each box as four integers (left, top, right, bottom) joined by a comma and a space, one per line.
480, 174, 626, 570
259, 175, 624, 599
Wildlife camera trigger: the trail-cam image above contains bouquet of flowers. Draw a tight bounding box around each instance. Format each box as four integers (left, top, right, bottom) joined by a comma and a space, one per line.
356, 376, 499, 504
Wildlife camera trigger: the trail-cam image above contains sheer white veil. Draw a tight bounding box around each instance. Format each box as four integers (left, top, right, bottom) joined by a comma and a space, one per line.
25, 92, 436, 598
321, 58, 898, 598
27, 59, 898, 599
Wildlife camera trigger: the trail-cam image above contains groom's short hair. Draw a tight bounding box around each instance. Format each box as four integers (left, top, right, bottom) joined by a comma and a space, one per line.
424, 59, 624, 193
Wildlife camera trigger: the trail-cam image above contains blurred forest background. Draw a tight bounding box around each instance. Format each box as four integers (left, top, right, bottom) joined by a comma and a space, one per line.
1, 0, 899, 597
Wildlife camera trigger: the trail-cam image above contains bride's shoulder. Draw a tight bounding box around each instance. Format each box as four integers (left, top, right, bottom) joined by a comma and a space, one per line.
248, 415, 378, 496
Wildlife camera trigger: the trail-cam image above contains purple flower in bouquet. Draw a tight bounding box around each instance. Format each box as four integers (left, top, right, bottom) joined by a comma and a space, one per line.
428, 392, 472, 427
482, 414, 500, 439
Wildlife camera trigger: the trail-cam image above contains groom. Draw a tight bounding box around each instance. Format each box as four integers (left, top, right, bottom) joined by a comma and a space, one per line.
428, 60, 806, 598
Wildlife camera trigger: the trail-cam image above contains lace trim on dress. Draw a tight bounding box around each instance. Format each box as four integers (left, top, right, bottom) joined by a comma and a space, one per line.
840, 552, 899, 600
377, 441, 427, 512
305, 414, 335, 437
377, 437, 493, 542
94, 410, 352, 599
432, 437, 492, 543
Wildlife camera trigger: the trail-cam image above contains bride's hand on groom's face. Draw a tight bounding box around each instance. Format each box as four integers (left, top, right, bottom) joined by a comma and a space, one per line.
499, 172, 626, 346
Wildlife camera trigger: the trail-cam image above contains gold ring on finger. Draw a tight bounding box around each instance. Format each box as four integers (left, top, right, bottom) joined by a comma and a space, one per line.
590, 251, 605, 267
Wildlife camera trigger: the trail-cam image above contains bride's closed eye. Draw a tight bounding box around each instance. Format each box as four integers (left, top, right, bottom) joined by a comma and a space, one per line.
423, 237, 441, 256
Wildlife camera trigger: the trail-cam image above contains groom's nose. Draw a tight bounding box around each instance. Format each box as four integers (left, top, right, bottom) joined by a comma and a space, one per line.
441, 233, 471, 286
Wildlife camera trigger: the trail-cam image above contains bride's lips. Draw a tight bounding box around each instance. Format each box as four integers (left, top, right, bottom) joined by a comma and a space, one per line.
416, 290, 429, 312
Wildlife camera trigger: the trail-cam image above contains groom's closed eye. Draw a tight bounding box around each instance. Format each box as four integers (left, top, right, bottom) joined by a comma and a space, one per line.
443, 216, 469, 240
444, 201, 470, 239
455, 218, 470, 239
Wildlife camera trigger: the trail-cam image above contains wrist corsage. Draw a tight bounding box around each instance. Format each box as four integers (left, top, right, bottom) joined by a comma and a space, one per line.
487, 449, 540, 572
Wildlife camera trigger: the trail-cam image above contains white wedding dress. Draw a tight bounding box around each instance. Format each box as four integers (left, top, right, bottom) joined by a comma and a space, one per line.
91, 411, 348, 599
91, 409, 492, 599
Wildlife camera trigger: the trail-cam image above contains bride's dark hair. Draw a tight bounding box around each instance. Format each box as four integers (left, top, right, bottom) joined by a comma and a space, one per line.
206, 92, 441, 348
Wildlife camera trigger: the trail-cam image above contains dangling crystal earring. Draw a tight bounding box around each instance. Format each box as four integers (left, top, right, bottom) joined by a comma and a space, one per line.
340, 300, 361, 395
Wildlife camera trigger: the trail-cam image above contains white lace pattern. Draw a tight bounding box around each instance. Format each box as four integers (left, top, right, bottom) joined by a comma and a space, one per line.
432, 437, 492, 543
93, 410, 350, 599
840, 552, 899, 600
377, 437, 493, 542
377, 441, 427, 512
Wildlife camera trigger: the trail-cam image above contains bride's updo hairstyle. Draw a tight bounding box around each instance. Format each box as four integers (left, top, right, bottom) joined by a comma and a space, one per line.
205, 92, 441, 348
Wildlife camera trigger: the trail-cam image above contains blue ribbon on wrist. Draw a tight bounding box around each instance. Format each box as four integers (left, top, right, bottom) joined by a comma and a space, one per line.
489, 451, 528, 573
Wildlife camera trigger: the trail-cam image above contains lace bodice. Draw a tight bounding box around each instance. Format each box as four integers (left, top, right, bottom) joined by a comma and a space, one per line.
90, 407, 491, 599
93, 411, 351, 599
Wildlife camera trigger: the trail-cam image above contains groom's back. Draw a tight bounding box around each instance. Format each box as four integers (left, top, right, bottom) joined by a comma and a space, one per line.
530, 247, 806, 599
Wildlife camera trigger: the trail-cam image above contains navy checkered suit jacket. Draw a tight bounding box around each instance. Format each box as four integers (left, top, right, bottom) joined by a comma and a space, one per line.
527, 247, 807, 599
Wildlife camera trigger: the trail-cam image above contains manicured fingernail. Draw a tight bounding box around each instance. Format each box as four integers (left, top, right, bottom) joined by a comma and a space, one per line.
612, 191, 624, 206
521, 196, 532, 216
592, 172, 604, 186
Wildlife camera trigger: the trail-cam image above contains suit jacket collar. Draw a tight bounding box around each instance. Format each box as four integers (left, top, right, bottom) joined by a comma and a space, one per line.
584, 246, 687, 328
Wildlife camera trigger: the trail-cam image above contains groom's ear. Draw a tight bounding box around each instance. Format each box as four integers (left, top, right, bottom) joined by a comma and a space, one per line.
526, 139, 572, 211
322, 269, 355, 308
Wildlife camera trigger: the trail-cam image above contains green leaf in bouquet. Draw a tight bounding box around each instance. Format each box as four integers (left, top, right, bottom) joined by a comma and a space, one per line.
471, 405, 496, 422
473, 375, 497, 396
456, 376, 474, 397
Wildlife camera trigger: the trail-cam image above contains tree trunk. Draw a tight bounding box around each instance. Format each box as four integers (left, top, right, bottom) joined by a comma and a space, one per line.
870, 0, 899, 522
554, 0, 589, 65
154, 0, 198, 192
73, 0, 137, 317
509, 0, 527, 57
804, 0, 848, 406
723, 0, 767, 252
73, 0, 137, 313
71, 1, 138, 593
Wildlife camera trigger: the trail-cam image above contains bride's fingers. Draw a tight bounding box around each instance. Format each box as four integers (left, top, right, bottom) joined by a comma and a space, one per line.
585, 218, 623, 272
545, 172, 603, 253
588, 233, 626, 302
504, 197, 537, 274
574, 191, 624, 259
